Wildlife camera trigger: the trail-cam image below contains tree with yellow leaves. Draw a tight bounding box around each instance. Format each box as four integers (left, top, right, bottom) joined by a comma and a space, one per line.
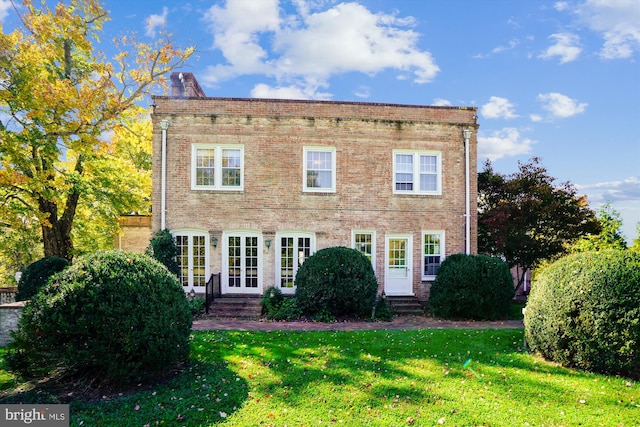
0, 0, 194, 260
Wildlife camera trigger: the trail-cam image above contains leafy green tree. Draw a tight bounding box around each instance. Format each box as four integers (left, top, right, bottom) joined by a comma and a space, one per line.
0, 0, 193, 260
478, 158, 600, 291
630, 222, 640, 252
571, 202, 627, 252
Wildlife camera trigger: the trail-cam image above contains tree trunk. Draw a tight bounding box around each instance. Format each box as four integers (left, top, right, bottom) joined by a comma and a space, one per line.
39, 198, 75, 261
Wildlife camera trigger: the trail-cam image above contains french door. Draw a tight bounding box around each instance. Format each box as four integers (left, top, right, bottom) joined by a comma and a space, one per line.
222, 233, 262, 294
175, 231, 209, 294
385, 234, 414, 296
277, 234, 314, 294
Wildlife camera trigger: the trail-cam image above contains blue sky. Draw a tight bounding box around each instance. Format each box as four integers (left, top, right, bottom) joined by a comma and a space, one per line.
2, 0, 639, 241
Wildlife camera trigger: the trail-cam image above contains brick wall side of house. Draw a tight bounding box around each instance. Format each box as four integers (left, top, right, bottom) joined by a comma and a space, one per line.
114, 216, 152, 253
152, 98, 478, 300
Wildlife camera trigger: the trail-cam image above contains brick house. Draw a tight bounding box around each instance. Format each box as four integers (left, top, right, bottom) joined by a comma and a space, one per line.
151, 73, 478, 305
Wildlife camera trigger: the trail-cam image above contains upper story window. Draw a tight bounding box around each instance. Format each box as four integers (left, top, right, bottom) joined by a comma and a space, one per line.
191, 144, 244, 191
393, 150, 442, 195
303, 147, 336, 193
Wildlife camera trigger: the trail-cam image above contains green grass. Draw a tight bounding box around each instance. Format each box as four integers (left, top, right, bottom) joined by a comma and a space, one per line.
1, 328, 638, 426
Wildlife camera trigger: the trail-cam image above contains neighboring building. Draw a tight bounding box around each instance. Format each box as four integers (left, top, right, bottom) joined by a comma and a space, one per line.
151, 73, 478, 304
114, 215, 153, 253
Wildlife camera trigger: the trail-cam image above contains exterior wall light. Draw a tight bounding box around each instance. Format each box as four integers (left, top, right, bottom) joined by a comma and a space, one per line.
210, 236, 218, 248
265, 238, 272, 251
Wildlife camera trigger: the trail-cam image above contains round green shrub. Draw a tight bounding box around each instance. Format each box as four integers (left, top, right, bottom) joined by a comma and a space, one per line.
16, 257, 71, 301
7, 251, 192, 384
429, 253, 514, 320
524, 250, 640, 379
295, 246, 378, 319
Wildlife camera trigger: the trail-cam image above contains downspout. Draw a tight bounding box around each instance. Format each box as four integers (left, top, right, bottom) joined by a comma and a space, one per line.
462, 128, 472, 255
159, 119, 170, 230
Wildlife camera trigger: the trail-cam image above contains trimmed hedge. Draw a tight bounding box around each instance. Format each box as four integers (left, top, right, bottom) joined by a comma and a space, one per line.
146, 229, 180, 276
295, 247, 378, 319
15, 257, 70, 301
7, 251, 192, 384
429, 253, 514, 320
524, 250, 640, 379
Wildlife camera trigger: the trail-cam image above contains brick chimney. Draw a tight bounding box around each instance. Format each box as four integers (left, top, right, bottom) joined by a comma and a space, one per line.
170, 72, 206, 98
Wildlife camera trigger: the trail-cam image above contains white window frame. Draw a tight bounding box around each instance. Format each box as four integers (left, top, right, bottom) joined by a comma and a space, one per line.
303, 146, 336, 193
351, 229, 376, 273
393, 150, 442, 195
191, 143, 244, 191
422, 230, 445, 280
275, 232, 316, 294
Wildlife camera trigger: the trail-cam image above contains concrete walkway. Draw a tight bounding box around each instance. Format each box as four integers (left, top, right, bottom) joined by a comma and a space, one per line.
192, 316, 524, 332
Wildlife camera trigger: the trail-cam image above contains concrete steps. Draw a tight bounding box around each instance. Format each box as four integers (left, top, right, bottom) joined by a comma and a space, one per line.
386, 296, 424, 316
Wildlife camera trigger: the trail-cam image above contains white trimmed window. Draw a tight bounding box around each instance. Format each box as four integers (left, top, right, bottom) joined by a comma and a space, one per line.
352, 230, 376, 273
303, 147, 336, 192
393, 150, 442, 195
191, 144, 244, 191
422, 230, 445, 280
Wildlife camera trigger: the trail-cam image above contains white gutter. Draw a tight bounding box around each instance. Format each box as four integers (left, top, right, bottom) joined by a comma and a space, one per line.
159, 119, 170, 230
462, 128, 472, 255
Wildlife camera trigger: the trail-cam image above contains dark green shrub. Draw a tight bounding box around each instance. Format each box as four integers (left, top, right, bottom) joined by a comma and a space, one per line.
7, 251, 192, 384
295, 246, 378, 319
429, 253, 514, 320
146, 229, 180, 276
188, 297, 206, 317
524, 250, 640, 379
372, 293, 393, 321
16, 257, 70, 301
261, 287, 302, 320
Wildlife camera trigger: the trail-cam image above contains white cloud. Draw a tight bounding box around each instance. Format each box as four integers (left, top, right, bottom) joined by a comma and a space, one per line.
554, 2, 570, 12
0, 0, 10, 22
145, 7, 169, 38
539, 32, 582, 63
250, 83, 332, 100
433, 98, 451, 106
537, 92, 588, 118
529, 113, 543, 122
353, 85, 370, 99
577, 176, 640, 202
477, 128, 535, 161
575, 0, 640, 59
481, 96, 518, 120
200, 0, 439, 98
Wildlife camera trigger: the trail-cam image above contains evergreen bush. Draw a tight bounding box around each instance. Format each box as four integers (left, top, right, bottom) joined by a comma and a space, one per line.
7, 251, 192, 384
261, 286, 302, 321
429, 253, 514, 320
15, 257, 70, 301
524, 250, 640, 379
146, 229, 180, 276
295, 246, 378, 319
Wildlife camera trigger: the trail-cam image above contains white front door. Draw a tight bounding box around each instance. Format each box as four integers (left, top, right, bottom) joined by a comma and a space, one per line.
222, 233, 263, 294
385, 234, 414, 296
175, 232, 209, 294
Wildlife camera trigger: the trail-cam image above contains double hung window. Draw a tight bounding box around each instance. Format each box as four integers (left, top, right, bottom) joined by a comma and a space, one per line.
303, 147, 336, 192
422, 231, 445, 279
192, 144, 244, 190
393, 150, 442, 195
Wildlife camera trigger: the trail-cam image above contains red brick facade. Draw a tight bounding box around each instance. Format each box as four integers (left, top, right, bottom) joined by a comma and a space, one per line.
152, 84, 478, 302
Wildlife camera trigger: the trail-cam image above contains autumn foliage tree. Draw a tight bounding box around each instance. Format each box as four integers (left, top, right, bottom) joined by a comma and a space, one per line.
0, 0, 194, 260
478, 158, 600, 291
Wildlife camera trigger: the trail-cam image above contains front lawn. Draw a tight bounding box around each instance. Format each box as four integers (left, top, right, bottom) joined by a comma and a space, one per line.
1, 328, 638, 426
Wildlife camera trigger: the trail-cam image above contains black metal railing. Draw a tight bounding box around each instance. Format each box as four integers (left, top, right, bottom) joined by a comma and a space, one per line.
205, 273, 221, 314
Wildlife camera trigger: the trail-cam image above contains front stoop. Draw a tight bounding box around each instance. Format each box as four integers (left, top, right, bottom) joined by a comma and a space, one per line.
207, 295, 262, 319
386, 296, 425, 316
